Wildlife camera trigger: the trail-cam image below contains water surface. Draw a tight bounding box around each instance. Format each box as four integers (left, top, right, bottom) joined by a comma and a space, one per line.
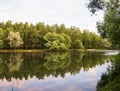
0, 51, 116, 91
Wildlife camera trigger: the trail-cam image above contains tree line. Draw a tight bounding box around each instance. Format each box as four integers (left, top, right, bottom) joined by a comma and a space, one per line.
0, 20, 111, 50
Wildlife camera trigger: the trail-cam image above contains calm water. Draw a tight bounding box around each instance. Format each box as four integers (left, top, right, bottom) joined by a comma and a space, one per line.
0, 51, 118, 91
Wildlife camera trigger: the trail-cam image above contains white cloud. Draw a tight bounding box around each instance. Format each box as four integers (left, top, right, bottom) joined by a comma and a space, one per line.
0, 0, 104, 33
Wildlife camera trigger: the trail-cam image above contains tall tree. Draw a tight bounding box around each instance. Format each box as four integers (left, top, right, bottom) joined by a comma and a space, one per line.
88, 0, 120, 48
68, 26, 83, 49
0, 28, 4, 48
7, 31, 23, 49
97, 0, 120, 47
23, 22, 29, 49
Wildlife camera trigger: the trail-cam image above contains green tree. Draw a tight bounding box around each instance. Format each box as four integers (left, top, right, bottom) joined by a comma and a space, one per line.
82, 29, 109, 49
6, 20, 12, 28
23, 22, 29, 49
102, 39, 112, 49
0, 28, 4, 49
29, 29, 40, 49
68, 26, 83, 49
36, 22, 48, 49
7, 31, 23, 48
61, 33, 71, 48
44, 32, 71, 50
97, 7, 120, 47
88, 0, 120, 48
83, 30, 92, 49
73, 40, 84, 49
87, 0, 119, 13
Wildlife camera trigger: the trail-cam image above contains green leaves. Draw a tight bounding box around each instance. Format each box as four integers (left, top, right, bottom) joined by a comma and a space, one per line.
0, 21, 111, 49
88, 0, 105, 14
0, 28, 4, 48
44, 32, 71, 50
7, 31, 23, 48
88, 0, 120, 13
97, 1, 120, 48
88, 0, 120, 48
73, 40, 84, 49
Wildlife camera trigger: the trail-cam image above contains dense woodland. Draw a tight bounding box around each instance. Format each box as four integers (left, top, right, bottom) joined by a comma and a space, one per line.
0, 21, 111, 50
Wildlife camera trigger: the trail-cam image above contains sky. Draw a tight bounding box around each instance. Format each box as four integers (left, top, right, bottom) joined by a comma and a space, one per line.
0, 0, 104, 33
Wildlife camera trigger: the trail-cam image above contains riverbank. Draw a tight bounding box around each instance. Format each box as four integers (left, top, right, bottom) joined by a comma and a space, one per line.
0, 49, 84, 53
0, 49, 113, 53
0, 49, 45, 53
0, 49, 118, 53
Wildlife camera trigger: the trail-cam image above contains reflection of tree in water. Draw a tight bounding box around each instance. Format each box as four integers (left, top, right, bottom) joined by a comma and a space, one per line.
0, 54, 24, 74
71, 50, 84, 62
44, 52, 71, 70
70, 51, 108, 72
0, 57, 4, 74
96, 54, 120, 91
0, 51, 111, 81
68, 51, 84, 74
0, 54, 24, 82
82, 52, 108, 71
7, 54, 23, 72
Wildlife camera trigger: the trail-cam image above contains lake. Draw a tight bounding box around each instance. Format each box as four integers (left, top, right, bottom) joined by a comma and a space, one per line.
0, 50, 118, 91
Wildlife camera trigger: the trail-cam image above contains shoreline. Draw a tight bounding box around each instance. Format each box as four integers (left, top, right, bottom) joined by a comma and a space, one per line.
0, 49, 45, 53
0, 49, 118, 53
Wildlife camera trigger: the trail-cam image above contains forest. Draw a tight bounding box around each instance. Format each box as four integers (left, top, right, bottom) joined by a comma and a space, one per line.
0, 20, 111, 50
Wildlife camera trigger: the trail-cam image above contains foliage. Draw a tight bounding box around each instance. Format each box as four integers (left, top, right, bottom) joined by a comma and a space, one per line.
44, 32, 71, 50
0, 20, 110, 49
73, 40, 84, 49
83, 30, 111, 49
61, 33, 71, 48
88, 0, 120, 48
7, 31, 23, 48
97, 5, 120, 48
88, 0, 105, 13
87, 0, 120, 13
102, 39, 112, 49
67, 27, 83, 49
0, 28, 4, 48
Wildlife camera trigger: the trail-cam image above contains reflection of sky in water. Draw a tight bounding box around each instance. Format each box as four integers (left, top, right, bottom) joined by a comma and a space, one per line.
0, 62, 110, 91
